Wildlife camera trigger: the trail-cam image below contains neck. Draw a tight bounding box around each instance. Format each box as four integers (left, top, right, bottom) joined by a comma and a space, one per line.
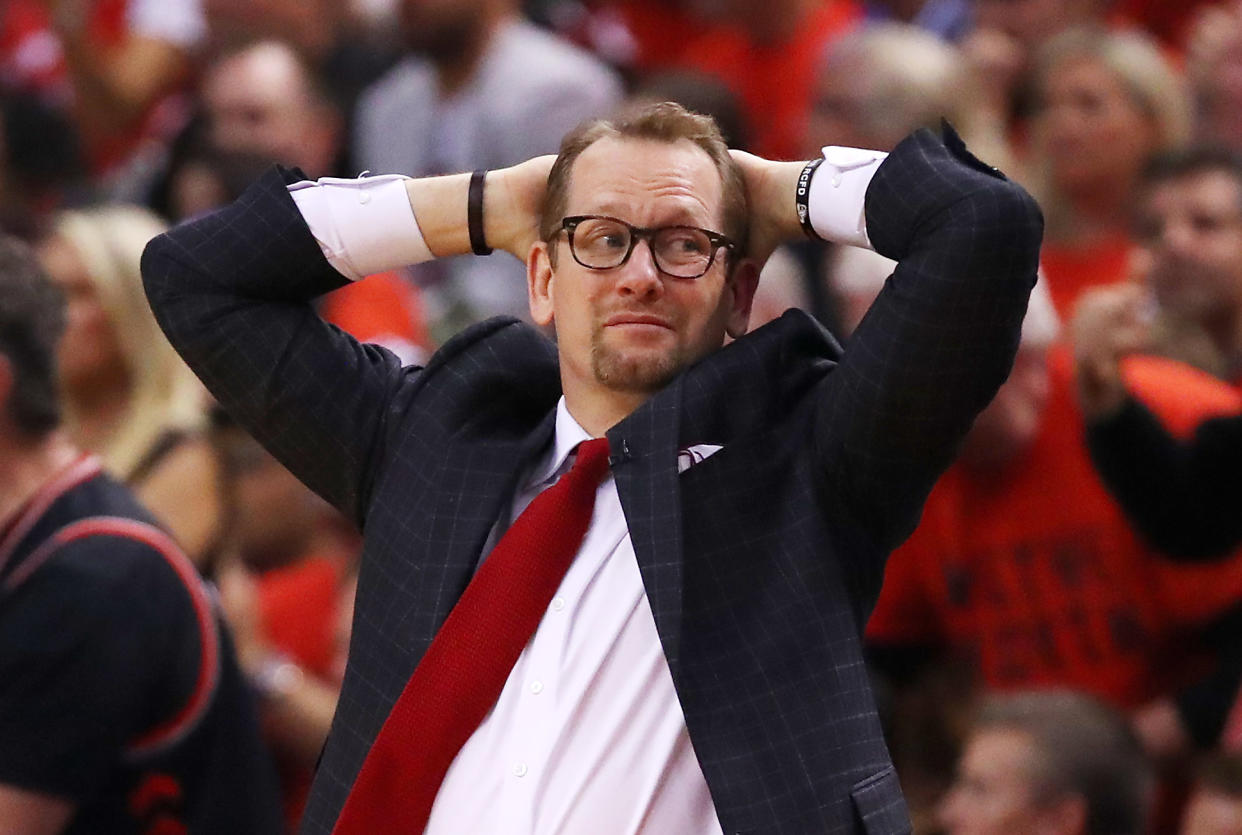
0, 431, 80, 531
1050, 191, 1130, 246
64, 375, 130, 453
563, 389, 650, 438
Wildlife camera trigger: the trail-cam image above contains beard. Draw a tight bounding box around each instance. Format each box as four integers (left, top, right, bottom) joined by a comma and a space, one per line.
589, 320, 686, 394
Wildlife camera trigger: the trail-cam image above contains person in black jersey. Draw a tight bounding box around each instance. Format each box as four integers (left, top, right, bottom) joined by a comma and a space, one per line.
0, 236, 282, 834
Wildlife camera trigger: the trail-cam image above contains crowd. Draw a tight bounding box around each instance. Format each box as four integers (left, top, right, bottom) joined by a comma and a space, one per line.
4, 0, 1242, 832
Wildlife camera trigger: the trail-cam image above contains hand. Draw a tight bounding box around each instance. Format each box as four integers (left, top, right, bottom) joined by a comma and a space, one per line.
728, 150, 805, 264
487, 155, 556, 261
1071, 283, 1152, 421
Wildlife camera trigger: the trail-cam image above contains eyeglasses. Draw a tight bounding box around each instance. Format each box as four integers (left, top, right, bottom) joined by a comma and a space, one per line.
559, 215, 736, 279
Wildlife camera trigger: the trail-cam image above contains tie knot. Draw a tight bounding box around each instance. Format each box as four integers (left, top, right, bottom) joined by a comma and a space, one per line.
571, 438, 611, 486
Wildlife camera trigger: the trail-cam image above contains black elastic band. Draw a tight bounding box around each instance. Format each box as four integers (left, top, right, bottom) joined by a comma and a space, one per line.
468, 169, 493, 256
795, 157, 825, 241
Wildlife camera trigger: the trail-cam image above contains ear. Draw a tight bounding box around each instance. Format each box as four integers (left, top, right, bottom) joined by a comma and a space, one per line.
724, 257, 760, 339
528, 240, 555, 327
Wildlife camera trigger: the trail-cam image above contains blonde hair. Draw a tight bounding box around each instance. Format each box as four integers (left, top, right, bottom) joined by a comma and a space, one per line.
53, 206, 204, 479
1030, 26, 1191, 220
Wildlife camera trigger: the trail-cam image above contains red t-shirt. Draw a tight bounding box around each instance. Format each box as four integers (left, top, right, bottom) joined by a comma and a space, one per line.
257, 554, 346, 831
866, 347, 1242, 708
1039, 235, 1134, 320
318, 270, 433, 367
682, 1, 860, 160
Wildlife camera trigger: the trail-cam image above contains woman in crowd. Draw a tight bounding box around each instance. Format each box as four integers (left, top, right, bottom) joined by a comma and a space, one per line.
38, 205, 223, 569
1028, 26, 1190, 317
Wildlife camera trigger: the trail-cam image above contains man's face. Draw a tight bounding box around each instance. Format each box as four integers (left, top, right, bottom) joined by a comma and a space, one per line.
202, 45, 339, 177
528, 137, 753, 407
938, 728, 1074, 835
1136, 171, 1242, 323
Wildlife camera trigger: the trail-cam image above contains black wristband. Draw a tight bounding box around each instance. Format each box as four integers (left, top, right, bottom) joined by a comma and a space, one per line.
468, 169, 493, 256
795, 157, 825, 241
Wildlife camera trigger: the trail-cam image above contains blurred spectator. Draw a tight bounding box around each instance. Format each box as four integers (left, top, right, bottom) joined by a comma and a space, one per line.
0, 92, 88, 236
1028, 26, 1191, 317
353, 0, 621, 330
1131, 147, 1242, 383
937, 691, 1152, 835
806, 22, 1007, 164
1186, 3, 1242, 153
202, 39, 345, 179
0, 0, 207, 189
1182, 754, 1242, 835
673, 0, 862, 161
204, 0, 400, 120
960, 0, 1110, 145
767, 22, 1008, 330
211, 414, 359, 831
867, 276, 1242, 774
1076, 282, 1242, 561
0, 236, 282, 833
36, 206, 225, 571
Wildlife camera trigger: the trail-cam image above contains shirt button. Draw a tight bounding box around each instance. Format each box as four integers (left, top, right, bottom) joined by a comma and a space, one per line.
530, 680, 544, 695
513, 762, 528, 778
551, 597, 565, 612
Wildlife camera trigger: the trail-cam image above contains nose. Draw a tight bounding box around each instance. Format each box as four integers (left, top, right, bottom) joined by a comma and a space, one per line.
615, 237, 664, 300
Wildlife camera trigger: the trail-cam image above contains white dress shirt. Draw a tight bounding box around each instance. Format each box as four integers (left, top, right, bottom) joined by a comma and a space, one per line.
287, 148, 882, 832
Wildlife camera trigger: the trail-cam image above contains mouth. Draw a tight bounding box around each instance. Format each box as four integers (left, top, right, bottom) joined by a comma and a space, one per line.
604, 313, 673, 331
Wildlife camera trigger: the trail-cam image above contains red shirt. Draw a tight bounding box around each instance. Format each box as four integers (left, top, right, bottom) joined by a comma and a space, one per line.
867, 348, 1242, 708
1039, 235, 1134, 320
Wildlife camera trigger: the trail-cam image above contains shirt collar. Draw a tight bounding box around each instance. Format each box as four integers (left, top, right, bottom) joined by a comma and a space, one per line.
526, 397, 595, 489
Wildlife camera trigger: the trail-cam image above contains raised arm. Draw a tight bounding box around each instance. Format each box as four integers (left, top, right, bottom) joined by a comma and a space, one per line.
811, 126, 1043, 549
141, 161, 550, 526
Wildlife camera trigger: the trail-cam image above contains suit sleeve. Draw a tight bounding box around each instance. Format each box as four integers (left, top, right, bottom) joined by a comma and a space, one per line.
142, 167, 408, 526
814, 126, 1043, 552
1087, 398, 1242, 560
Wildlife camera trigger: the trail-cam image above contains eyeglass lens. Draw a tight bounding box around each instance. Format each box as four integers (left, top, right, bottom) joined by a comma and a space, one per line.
571, 217, 716, 278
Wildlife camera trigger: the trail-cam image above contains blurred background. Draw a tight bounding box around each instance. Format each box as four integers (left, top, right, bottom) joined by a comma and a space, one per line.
9, 0, 1242, 831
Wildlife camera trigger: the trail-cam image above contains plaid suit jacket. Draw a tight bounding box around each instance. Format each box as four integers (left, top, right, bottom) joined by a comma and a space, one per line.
143, 127, 1041, 834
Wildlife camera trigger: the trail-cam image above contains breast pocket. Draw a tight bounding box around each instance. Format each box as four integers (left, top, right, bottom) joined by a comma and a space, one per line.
850, 767, 911, 835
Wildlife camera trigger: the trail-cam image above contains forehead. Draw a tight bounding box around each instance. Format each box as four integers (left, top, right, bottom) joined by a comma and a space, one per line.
1144, 170, 1242, 216
961, 728, 1039, 783
565, 136, 724, 226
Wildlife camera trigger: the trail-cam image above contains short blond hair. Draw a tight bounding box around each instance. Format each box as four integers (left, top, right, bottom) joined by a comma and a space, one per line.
540, 101, 749, 260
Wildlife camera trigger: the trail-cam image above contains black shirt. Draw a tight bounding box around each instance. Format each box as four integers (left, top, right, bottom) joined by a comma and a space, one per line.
0, 456, 282, 834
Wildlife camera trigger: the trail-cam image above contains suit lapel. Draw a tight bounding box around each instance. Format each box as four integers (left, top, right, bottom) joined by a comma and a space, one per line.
610, 377, 685, 681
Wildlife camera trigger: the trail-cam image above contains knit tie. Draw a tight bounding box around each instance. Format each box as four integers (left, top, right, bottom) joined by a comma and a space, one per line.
332, 438, 612, 834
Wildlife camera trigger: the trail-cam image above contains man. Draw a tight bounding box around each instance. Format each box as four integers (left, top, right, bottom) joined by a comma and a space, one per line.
0, 238, 281, 832
142, 102, 1041, 832
1074, 148, 1242, 559
937, 691, 1152, 835
202, 39, 345, 180
353, 0, 621, 325
1130, 147, 1242, 384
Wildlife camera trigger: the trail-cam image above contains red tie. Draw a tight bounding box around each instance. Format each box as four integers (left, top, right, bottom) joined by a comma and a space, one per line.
332, 438, 612, 834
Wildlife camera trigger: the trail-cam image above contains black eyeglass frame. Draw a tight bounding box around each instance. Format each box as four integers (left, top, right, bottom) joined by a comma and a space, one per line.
558, 215, 737, 279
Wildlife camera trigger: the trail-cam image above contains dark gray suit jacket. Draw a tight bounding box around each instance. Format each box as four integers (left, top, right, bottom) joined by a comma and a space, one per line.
143, 127, 1042, 834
